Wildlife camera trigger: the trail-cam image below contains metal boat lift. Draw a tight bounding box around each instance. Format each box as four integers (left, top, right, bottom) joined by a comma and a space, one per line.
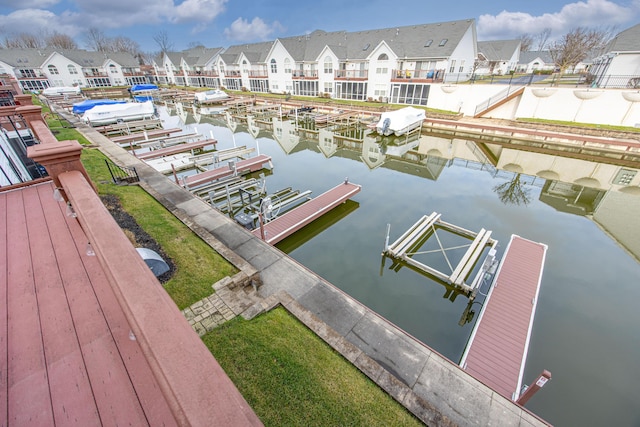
383, 212, 499, 299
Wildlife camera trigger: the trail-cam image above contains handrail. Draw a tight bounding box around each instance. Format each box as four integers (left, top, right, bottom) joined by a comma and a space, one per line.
474, 85, 524, 116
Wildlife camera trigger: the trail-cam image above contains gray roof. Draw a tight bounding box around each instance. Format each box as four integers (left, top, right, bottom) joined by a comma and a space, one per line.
518, 50, 553, 64
477, 39, 521, 61
605, 23, 640, 53
181, 46, 224, 67
0, 48, 139, 68
276, 19, 475, 62
0, 48, 55, 67
221, 41, 275, 65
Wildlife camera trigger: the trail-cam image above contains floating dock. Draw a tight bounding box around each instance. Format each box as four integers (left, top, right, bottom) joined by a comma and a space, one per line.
252, 181, 361, 245
460, 234, 547, 400
135, 139, 217, 160
384, 212, 498, 297
182, 154, 272, 189
110, 128, 183, 144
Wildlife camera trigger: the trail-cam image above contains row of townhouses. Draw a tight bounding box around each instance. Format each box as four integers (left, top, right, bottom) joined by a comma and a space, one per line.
1, 19, 638, 105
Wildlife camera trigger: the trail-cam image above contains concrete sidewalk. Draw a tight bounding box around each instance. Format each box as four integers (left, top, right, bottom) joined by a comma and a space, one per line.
69, 112, 549, 426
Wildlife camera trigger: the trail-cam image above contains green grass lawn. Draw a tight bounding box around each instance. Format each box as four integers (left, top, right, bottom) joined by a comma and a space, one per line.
204, 307, 424, 426
79, 148, 237, 309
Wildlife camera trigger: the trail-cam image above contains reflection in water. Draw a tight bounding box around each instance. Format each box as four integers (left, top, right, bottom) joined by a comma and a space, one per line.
156, 105, 640, 427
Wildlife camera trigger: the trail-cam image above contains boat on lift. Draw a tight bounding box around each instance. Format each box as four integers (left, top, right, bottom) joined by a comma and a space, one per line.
82, 100, 156, 126
375, 106, 426, 136
194, 89, 230, 105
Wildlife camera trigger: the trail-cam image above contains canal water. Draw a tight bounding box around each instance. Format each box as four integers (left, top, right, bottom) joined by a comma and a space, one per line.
158, 105, 640, 427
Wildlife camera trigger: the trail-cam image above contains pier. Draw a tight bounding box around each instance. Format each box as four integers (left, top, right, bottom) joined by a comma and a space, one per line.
110, 127, 183, 144
252, 180, 361, 245
460, 235, 548, 400
134, 138, 217, 160
182, 154, 273, 189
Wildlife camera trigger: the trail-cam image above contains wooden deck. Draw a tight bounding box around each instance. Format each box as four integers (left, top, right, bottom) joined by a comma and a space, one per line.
110, 127, 182, 144
460, 235, 547, 400
252, 181, 361, 245
1, 181, 177, 425
135, 138, 217, 160
183, 154, 272, 189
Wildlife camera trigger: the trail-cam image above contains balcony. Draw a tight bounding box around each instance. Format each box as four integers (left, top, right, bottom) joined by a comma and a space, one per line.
249, 69, 268, 78
334, 70, 368, 80
292, 70, 318, 80
186, 70, 219, 77
15, 70, 47, 79
83, 71, 108, 77
391, 69, 443, 83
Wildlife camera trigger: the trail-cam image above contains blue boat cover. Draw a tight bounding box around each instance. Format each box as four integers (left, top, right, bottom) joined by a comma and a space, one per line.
130, 84, 159, 92
72, 99, 126, 114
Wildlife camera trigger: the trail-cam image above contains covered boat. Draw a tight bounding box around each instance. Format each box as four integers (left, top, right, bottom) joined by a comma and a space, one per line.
194, 89, 229, 104
72, 99, 126, 115
42, 86, 81, 96
375, 106, 426, 136
82, 100, 156, 126
130, 84, 159, 102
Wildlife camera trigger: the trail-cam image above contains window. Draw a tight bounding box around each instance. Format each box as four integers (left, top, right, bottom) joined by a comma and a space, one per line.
68, 65, 78, 74
270, 59, 277, 73
376, 67, 388, 74
439, 39, 448, 46
458, 60, 465, 73
323, 82, 333, 93
48, 65, 59, 75
284, 58, 291, 73
378, 53, 388, 61
324, 56, 333, 74
242, 60, 248, 74
424, 40, 433, 47
109, 64, 117, 74
363, 43, 370, 51
449, 60, 456, 73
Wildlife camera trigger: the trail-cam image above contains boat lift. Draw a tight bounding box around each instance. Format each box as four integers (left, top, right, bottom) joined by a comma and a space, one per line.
383, 212, 499, 301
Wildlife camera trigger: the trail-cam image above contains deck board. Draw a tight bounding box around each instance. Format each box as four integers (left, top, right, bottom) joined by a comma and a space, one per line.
1, 181, 178, 426
184, 154, 272, 188
460, 235, 547, 400
253, 182, 361, 245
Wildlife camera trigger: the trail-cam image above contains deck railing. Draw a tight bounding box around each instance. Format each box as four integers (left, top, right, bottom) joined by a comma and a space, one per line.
105, 159, 139, 184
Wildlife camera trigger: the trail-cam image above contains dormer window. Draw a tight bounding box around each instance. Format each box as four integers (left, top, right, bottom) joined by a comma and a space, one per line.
363, 43, 370, 51
425, 40, 433, 47
439, 39, 448, 46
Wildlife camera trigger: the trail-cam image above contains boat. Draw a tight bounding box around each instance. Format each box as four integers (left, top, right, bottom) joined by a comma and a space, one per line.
375, 106, 426, 136
130, 84, 159, 102
194, 89, 229, 104
72, 99, 126, 115
82, 100, 156, 126
42, 86, 81, 96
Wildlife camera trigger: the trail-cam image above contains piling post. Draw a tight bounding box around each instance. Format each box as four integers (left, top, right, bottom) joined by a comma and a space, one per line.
516, 370, 552, 405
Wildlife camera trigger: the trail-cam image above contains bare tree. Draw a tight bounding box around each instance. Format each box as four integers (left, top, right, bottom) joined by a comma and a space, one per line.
493, 174, 531, 206
535, 28, 552, 51
110, 36, 140, 55
4, 32, 44, 49
85, 27, 109, 52
46, 32, 77, 50
549, 27, 614, 73
153, 30, 173, 53
519, 34, 534, 52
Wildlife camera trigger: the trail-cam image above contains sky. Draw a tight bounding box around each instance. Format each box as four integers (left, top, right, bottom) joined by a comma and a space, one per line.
0, 0, 638, 52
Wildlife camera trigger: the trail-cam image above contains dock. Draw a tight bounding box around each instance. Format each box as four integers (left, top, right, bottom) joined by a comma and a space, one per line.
94, 119, 163, 136
110, 128, 183, 144
182, 154, 272, 189
252, 181, 361, 245
460, 235, 547, 400
135, 138, 217, 160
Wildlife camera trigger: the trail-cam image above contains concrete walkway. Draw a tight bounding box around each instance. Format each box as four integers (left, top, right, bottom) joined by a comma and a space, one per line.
65, 110, 549, 426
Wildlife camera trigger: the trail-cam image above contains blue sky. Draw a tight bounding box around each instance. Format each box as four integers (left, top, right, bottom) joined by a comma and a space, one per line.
0, 0, 638, 52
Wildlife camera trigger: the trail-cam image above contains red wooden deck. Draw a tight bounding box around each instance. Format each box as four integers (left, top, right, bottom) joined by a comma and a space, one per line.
183, 154, 272, 188
460, 235, 547, 400
136, 138, 217, 160
1, 181, 177, 425
110, 127, 182, 144
252, 181, 361, 245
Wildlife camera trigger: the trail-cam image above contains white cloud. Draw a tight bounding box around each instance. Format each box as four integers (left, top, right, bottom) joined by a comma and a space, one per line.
223, 17, 284, 41
477, 0, 637, 40
0, 8, 79, 36
171, 0, 227, 24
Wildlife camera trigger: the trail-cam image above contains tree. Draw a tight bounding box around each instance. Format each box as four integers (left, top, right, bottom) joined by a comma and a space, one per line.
549, 27, 614, 73
153, 30, 173, 54
519, 34, 534, 52
493, 174, 531, 206
110, 36, 140, 55
3, 32, 44, 49
46, 32, 77, 50
535, 28, 551, 52
85, 27, 109, 52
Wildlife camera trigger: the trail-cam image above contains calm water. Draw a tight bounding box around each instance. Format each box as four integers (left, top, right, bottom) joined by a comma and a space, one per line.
158, 106, 640, 427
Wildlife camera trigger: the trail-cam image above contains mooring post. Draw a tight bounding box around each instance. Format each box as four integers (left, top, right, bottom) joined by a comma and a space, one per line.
516, 370, 552, 405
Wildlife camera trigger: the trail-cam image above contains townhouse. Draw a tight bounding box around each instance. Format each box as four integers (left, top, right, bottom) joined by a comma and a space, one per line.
590, 23, 640, 88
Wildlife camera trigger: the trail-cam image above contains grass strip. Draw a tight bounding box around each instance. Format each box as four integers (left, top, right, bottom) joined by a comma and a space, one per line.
203, 307, 424, 426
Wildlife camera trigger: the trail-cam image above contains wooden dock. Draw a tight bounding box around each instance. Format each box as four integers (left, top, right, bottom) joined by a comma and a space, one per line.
182, 154, 272, 189
135, 138, 217, 160
252, 181, 361, 245
459, 235, 547, 400
110, 128, 183, 144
